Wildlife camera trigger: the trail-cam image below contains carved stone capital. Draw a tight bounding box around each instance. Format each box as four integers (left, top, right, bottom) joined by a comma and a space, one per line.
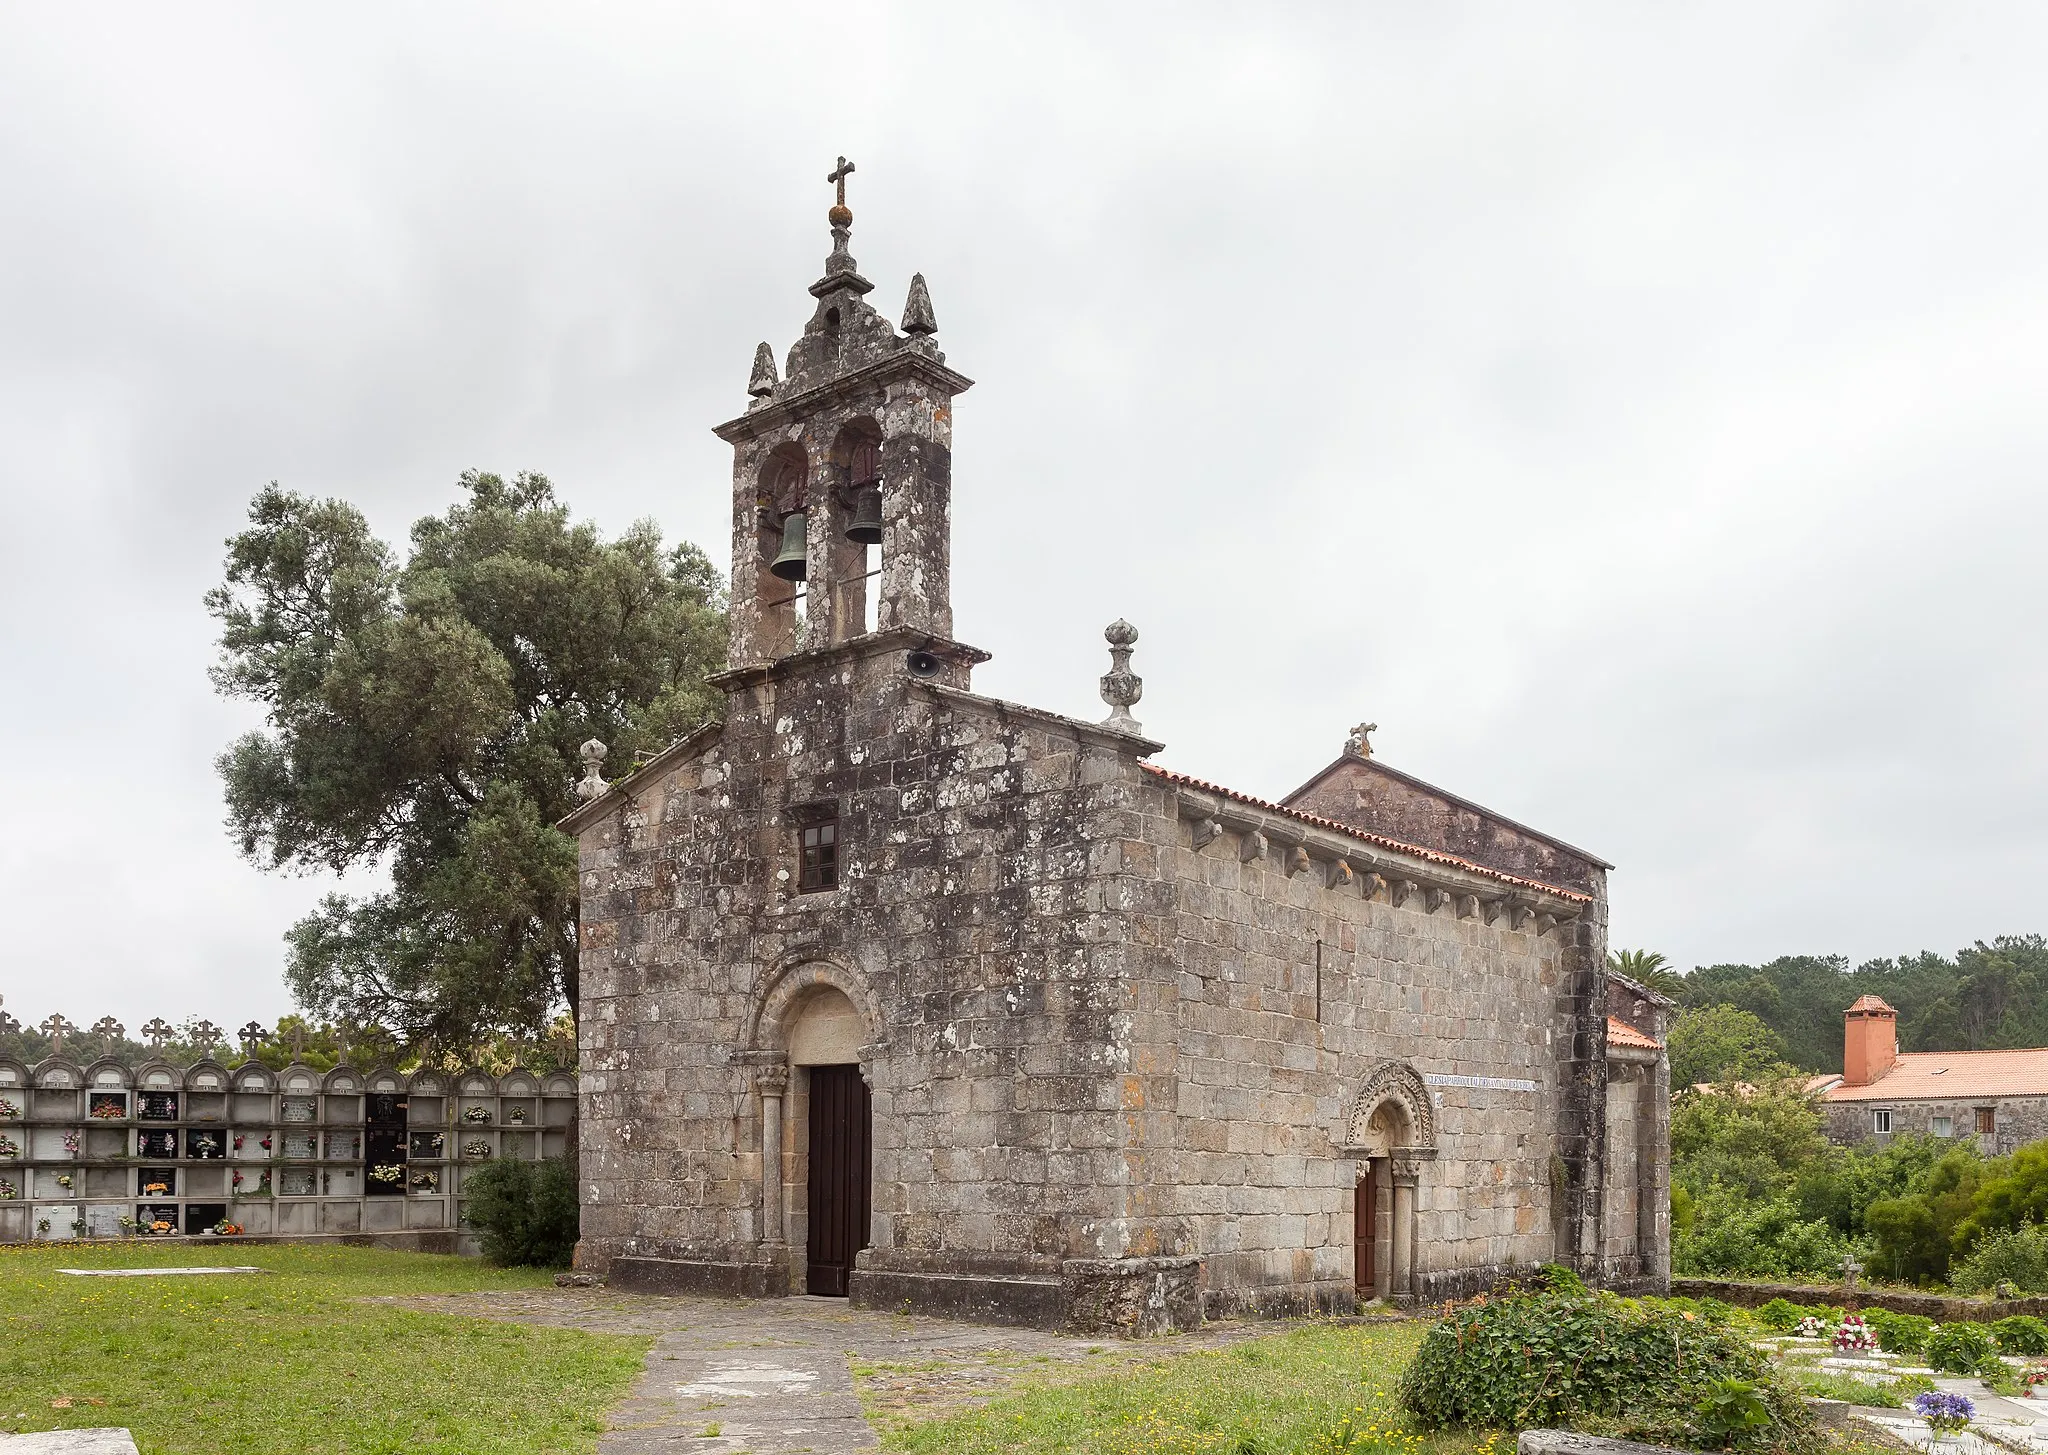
754, 1065, 790, 1096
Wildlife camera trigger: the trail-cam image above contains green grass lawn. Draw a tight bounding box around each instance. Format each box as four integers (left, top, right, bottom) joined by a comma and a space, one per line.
0, 1241, 649, 1455
866, 1322, 1506, 1455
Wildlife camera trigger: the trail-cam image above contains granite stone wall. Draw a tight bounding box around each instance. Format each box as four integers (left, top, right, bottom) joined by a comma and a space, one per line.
1823, 1095, 2048, 1157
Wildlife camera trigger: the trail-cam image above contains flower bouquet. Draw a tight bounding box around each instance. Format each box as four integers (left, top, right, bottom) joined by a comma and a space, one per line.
88, 1098, 126, 1120
212, 1219, 243, 1236
463, 1139, 492, 1158
1792, 1315, 1829, 1339
61, 1131, 79, 1154
2023, 1368, 2048, 1399
462, 1106, 492, 1124
0, 1097, 19, 1119
147, 1219, 174, 1236
1913, 1391, 1974, 1440
368, 1163, 404, 1185
0, 1136, 19, 1159
508, 1107, 528, 1124
1833, 1314, 1879, 1355
54, 1174, 73, 1190
0, 1179, 16, 1200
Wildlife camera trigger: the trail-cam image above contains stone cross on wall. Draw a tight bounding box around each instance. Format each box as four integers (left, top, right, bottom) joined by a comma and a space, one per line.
827, 155, 855, 208
39, 1014, 74, 1055
238, 1021, 266, 1054
289, 1026, 307, 1060
0, 1011, 17, 1036
90, 1016, 124, 1041
140, 1018, 172, 1049
191, 1020, 223, 1054
1346, 722, 1377, 758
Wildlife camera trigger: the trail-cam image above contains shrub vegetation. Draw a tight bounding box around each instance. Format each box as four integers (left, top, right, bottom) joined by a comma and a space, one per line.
462, 1155, 579, 1267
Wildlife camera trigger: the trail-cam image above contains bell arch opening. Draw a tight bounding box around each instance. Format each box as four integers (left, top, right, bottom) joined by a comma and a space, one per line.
824, 419, 883, 638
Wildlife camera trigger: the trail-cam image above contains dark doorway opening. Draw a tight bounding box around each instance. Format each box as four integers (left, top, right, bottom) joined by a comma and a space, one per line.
805, 1063, 872, 1297
1355, 1167, 1377, 1298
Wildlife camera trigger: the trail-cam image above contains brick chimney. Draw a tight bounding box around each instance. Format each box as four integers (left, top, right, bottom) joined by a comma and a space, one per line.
1843, 995, 1898, 1087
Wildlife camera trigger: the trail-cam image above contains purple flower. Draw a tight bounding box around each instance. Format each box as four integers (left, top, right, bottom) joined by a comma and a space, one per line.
1913, 1391, 1975, 1432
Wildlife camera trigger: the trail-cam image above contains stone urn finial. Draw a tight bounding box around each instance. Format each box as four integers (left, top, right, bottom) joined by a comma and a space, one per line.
575, 739, 610, 803
1099, 620, 1143, 733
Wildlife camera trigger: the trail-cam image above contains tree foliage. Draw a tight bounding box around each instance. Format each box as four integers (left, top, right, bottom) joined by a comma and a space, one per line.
207, 472, 725, 1048
1669, 1004, 1791, 1089
1609, 948, 1687, 998
1682, 937, 2048, 1072
460, 1155, 580, 1267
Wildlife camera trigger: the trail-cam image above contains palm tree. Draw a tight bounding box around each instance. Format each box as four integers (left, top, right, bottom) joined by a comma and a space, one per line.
1608, 948, 1686, 998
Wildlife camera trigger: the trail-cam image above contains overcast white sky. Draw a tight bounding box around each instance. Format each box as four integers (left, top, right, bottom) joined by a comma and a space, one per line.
3, 5, 2045, 1032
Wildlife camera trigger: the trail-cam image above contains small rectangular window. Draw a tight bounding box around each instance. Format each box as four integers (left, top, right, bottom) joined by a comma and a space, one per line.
1977, 1107, 1996, 1135
798, 819, 838, 893
1931, 1115, 1953, 1138
1873, 1109, 1893, 1134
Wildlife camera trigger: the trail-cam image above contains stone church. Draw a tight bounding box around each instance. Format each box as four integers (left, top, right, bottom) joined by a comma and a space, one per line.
562, 170, 1671, 1333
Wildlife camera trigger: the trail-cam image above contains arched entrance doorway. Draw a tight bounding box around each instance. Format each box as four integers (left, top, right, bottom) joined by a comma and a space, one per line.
1343, 1062, 1438, 1305
740, 958, 881, 1300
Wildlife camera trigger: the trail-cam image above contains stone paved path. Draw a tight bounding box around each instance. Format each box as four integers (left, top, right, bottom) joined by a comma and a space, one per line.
387, 1287, 1277, 1455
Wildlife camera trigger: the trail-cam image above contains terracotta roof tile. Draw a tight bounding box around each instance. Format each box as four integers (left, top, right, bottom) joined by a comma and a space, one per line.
1847, 995, 1897, 1015
1606, 1017, 1663, 1052
1822, 1048, 2048, 1101
1141, 764, 1592, 902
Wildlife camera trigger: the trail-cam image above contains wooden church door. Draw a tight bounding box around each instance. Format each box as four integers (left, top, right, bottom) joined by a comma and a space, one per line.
805, 1064, 873, 1297
1355, 1167, 1377, 1297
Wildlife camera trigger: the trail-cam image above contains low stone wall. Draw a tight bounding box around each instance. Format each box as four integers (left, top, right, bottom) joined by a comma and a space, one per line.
1672, 1277, 2048, 1323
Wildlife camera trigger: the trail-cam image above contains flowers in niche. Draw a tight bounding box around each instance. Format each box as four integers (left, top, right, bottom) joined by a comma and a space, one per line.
61, 1131, 79, 1154
463, 1139, 492, 1158
54, 1174, 72, 1189
0, 1136, 19, 1158
508, 1107, 527, 1124
0, 1097, 19, 1119
462, 1105, 492, 1123
212, 1219, 243, 1236
368, 1163, 404, 1184
1792, 1315, 1829, 1339
0, 1179, 16, 1199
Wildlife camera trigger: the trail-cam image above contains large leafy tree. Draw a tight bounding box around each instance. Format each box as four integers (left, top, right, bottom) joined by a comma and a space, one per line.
208, 471, 725, 1049
1667, 1003, 1791, 1090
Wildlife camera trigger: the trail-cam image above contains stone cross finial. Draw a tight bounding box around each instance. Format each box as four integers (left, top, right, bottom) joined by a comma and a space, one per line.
40, 1014, 74, 1055
0, 1011, 17, 1036
1098, 620, 1144, 733
1841, 1253, 1862, 1291
90, 1017, 124, 1041
1345, 722, 1377, 758
140, 1018, 172, 1049
238, 1021, 266, 1053
575, 739, 610, 803
827, 155, 856, 209
289, 1025, 306, 1060
191, 1020, 223, 1053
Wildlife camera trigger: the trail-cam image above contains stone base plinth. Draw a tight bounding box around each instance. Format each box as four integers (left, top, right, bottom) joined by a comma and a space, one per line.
849, 1266, 1063, 1329
610, 1255, 789, 1299
1060, 1256, 1202, 1336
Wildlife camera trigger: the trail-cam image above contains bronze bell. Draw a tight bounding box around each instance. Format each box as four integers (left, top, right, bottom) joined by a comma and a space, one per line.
768, 510, 808, 581
844, 483, 883, 544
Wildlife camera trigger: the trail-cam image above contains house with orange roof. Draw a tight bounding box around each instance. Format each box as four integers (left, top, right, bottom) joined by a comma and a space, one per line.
1812, 995, 2048, 1153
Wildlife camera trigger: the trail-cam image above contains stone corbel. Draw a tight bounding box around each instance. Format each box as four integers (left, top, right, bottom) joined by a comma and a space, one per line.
1327, 859, 1354, 891
1510, 901, 1537, 931
1286, 845, 1312, 878
1391, 879, 1418, 909
1423, 887, 1450, 914
1536, 912, 1558, 937
1455, 894, 1479, 920
1359, 871, 1385, 901
1192, 817, 1223, 852
1482, 897, 1507, 925
1240, 830, 1268, 864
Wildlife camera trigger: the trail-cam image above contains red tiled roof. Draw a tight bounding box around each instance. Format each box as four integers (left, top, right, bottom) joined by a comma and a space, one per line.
1141, 764, 1592, 902
1821, 1048, 2048, 1102
1847, 995, 1897, 1016
1607, 1017, 1663, 1051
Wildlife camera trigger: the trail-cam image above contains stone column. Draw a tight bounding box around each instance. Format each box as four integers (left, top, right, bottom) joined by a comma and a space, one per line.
1374, 1167, 1394, 1302
756, 1064, 789, 1245
1390, 1163, 1419, 1301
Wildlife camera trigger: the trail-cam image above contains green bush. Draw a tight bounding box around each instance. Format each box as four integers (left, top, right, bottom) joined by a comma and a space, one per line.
460, 1155, 579, 1267
1861, 1307, 1933, 1356
1756, 1298, 1812, 1332
1531, 1262, 1588, 1296
1925, 1322, 2000, 1375
1400, 1292, 1815, 1451
1993, 1315, 2048, 1355
1951, 1223, 2048, 1296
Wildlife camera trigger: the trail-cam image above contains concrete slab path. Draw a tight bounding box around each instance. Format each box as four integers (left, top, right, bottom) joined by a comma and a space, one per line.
386, 1286, 1276, 1455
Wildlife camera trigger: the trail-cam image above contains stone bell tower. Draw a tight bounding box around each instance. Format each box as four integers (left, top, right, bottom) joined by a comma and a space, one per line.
714, 158, 978, 670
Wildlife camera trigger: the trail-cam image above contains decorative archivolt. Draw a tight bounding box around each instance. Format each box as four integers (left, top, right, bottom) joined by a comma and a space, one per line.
739, 948, 884, 1056
1343, 1060, 1437, 1153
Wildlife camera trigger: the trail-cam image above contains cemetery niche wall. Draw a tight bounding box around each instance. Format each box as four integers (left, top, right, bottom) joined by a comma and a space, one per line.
0, 1056, 574, 1250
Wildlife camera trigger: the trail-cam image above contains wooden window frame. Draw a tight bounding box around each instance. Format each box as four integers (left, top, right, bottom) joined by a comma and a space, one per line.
1976, 1106, 1996, 1135
798, 818, 838, 893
